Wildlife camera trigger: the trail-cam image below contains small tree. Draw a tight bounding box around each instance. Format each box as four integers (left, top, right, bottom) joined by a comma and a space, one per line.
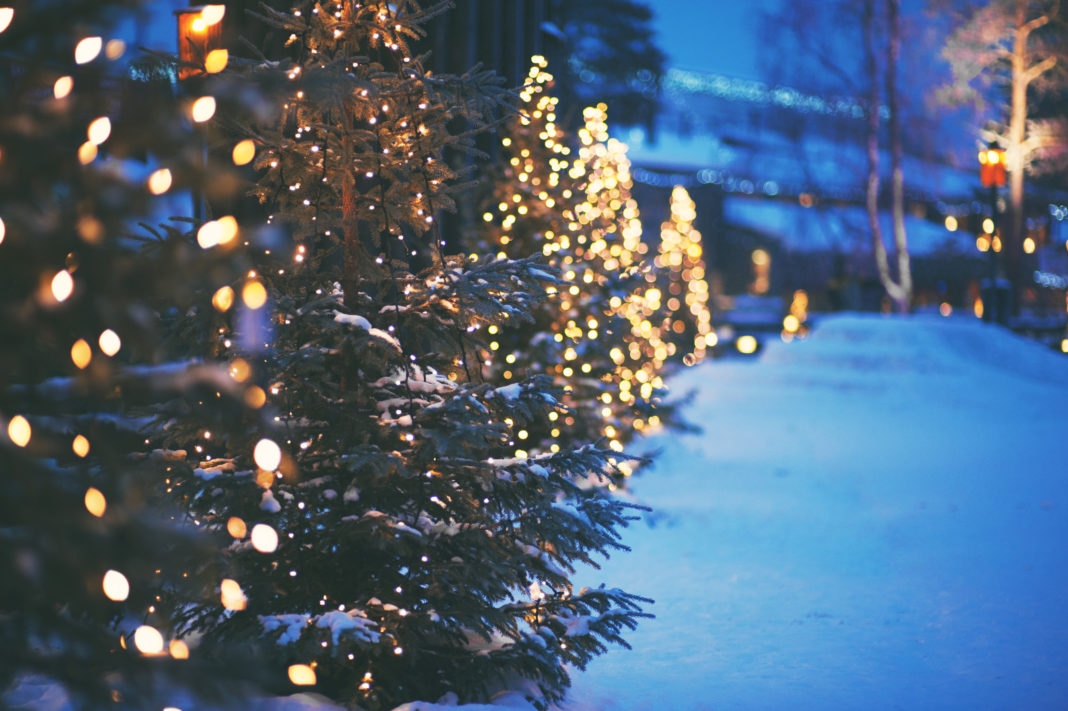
154, 5, 650, 709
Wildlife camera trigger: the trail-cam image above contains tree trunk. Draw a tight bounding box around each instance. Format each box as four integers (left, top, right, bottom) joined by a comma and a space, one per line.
887, 0, 911, 313
863, 0, 909, 312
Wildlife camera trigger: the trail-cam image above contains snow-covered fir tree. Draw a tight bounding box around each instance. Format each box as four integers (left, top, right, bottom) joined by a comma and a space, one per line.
152, 5, 650, 710
654, 185, 715, 365
0, 2, 260, 707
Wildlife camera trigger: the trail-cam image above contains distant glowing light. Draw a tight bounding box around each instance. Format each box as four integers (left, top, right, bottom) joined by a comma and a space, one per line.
85, 486, 106, 515
98, 329, 121, 356
220, 578, 247, 611
226, 516, 247, 539
7, 415, 31, 447
105, 39, 125, 60
147, 168, 173, 195
51, 270, 74, 302
976, 235, 990, 252
982, 218, 995, 234
78, 142, 98, 165
251, 523, 279, 553
939, 302, 952, 317
54, 76, 73, 100
736, 335, 759, 355
288, 664, 317, 686
1062, 338, 1068, 354
204, 48, 228, 74
1023, 236, 1036, 254
0, 8, 12, 34
212, 285, 235, 312
253, 438, 282, 471
232, 139, 256, 166
133, 625, 165, 655
242, 280, 268, 309
0, 216, 5, 244
75, 36, 103, 64
201, 4, 226, 25
169, 639, 190, 660
191, 96, 216, 123
944, 215, 958, 232
73, 434, 91, 458
102, 570, 129, 601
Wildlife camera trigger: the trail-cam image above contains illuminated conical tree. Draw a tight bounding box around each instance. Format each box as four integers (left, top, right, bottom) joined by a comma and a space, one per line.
154, 6, 648, 710
0, 2, 258, 707
655, 185, 715, 365
564, 104, 672, 461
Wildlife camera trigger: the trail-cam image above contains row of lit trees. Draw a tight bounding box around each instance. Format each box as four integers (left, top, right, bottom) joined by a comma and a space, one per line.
0, 2, 711, 711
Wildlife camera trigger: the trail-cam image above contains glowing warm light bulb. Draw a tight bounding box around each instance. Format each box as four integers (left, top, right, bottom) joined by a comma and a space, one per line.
191, 96, 216, 123
226, 516, 247, 539
133, 625, 165, 655
212, 285, 235, 312
232, 139, 256, 166
78, 142, 98, 165
51, 270, 74, 302
0, 7, 12, 34
201, 4, 225, 25
7, 415, 31, 447
245, 386, 267, 409
251, 523, 279, 553
220, 578, 247, 611
242, 280, 268, 309
944, 215, 958, 232
204, 48, 228, 74
85, 486, 106, 515
105, 39, 125, 60
169, 639, 190, 660
73, 434, 91, 458
253, 438, 282, 471
736, 335, 759, 355
0, 216, 5, 244
53, 76, 73, 100
74, 36, 103, 65
288, 664, 317, 686
102, 569, 129, 601
147, 168, 172, 195
98, 329, 121, 356
197, 221, 223, 249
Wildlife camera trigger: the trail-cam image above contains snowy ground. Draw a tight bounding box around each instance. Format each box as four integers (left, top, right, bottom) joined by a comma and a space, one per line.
562, 313, 1068, 711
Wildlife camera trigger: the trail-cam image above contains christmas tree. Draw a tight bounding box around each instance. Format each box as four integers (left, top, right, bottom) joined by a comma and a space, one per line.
654, 185, 715, 365
0, 1, 257, 707
153, 5, 650, 710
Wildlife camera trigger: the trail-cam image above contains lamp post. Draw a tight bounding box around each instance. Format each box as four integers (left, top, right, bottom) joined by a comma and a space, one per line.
175, 6, 226, 222
978, 142, 1007, 323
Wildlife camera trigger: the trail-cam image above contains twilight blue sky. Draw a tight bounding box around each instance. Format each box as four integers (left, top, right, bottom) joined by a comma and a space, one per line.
644, 0, 776, 79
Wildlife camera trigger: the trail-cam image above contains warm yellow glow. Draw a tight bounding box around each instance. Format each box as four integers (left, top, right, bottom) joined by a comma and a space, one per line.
51, 270, 74, 302
7, 415, 31, 447
1062, 338, 1068, 354
944, 215, 958, 232
751, 249, 769, 266
973, 298, 984, 319
53, 76, 73, 100
245, 386, 267, 409
147, 168, 173, 195
204, 48, 228, 74
220, 578, 247, 611
991, 235, 1002, 252
976, 235, 990, 252
251, 523, 279, 553
191, 96, 216, 123
939, 302, 952, 317
982, 218, 995, 234
85, 486, 106, 516
98, 329, 121, 356
0, 8, 12, 34
105, 39, 125, 60
253, 438, 282, 471
73, 434, 91, 458
75, 36, 103, 64
0, 216, 5, 244
200, 4, 226, 25
736, 335, 759, 355
1023, 236, 1036, 254
288, 664, 317, 686
783, 314, 800, 333
212, 285, 235, 312
133, 625, 165, 655
78, 141, 98, 164
227, 517, 247, 539
232, 139, 256, 166
229, 358, 251, 382
242, 280, 268, 309
102, 569, 129, 601
169, 639, 190, 660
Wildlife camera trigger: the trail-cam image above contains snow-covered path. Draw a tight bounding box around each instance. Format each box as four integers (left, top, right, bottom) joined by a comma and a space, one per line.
563, 314, 1068, 711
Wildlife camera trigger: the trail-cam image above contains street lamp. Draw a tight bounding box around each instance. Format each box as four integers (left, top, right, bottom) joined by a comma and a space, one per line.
978, 141, 1007, 323
175, 5, 226, 220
